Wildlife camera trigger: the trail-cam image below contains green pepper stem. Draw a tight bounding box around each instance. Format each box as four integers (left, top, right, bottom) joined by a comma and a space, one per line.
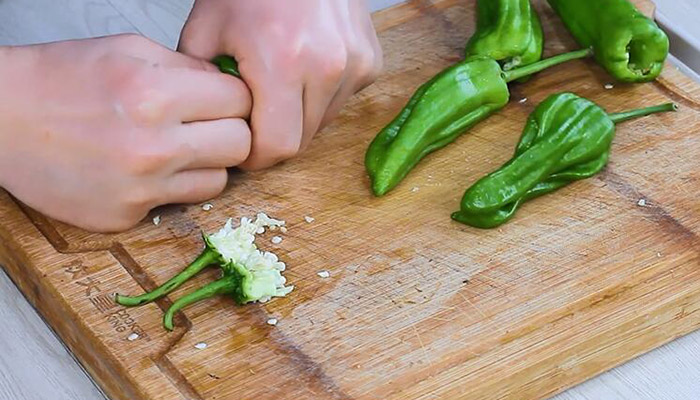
115, 248, 219, 307
609, 103, 678, 124
163, 276, 236, 331
502, 48, 593, 83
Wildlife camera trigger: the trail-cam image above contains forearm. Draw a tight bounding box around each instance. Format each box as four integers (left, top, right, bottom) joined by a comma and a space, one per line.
0, 44, 36, 190
0, 45, 15, 189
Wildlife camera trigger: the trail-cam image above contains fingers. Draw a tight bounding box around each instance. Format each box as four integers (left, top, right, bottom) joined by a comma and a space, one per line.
175, 118, 251, 170
151, 68, 252, 122
320, 44, 383, 130
299, 55, 346, 151
239, 78, 304, 171
164, 168, 228, 205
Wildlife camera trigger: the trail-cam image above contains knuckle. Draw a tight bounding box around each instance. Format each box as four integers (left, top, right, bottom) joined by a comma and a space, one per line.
123, 184, 158, 210
276, 44, 304, 66
319, 49, 348, 82
124, 82, 170, 125
271, 138, 302, 162
122, 144, 174, 176
356, 49, 383, 80
371, 50, 385, 79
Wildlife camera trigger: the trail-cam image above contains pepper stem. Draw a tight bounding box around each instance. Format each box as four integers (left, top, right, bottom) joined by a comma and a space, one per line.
609, 103, 678, 124
163, 276, 236, 331
503, 48, 593, 83
115, 248, 219, 307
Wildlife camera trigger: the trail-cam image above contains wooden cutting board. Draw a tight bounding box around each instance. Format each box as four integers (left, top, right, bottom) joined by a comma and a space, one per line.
1, 1, 699, 399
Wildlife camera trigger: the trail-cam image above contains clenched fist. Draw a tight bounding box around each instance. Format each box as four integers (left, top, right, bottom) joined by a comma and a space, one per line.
180, 0, 383, 170
0, 35, 252, 232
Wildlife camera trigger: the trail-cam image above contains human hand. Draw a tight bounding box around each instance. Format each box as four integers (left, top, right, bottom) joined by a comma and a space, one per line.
180, 0, 383, 170
0, 35, 252, 232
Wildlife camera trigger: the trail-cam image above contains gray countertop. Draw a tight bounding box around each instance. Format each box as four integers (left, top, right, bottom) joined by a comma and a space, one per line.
0, 0, 698, 399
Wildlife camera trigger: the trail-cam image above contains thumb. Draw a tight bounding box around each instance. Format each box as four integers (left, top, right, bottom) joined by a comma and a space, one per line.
238, 72, 304, 171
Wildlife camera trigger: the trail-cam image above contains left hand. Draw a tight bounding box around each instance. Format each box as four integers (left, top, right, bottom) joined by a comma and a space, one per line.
179, 0, 383, 170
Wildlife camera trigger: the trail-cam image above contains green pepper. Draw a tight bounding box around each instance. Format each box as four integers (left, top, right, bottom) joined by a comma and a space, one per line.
212, 55, 241, 78
452, 92, 677, 229
116, 215, 293, 331
365, 48, 592, 196
547, 0, 669, 83
465, 0, 544, 73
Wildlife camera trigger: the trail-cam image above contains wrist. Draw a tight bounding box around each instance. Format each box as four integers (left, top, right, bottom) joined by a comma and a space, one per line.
0, 46, 22, 87
0, 45, 28, 189
0, 47, 10, 188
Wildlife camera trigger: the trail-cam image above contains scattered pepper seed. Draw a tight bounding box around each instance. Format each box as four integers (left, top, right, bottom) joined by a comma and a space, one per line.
266, 318, 278, 326
604, 83, 614, 90
271, 236, 283, 245
152, 215, 161, 226
518, 97, 528, 104
202, 203, 213, 211
411, 187, 420, 193
637, 199, 647, 207
317, 270, 330, 279
657, 252, 662, 258
127, 333, 139, 341
280, 226, 288, 234
304, 216, 315, 223
194, 342, 208, 350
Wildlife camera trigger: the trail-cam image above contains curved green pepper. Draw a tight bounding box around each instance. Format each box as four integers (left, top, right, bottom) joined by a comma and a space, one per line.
465, 0, 544, 72
547, 0, 669, 83
452, 92, 677, 228
365, 48, 592, 196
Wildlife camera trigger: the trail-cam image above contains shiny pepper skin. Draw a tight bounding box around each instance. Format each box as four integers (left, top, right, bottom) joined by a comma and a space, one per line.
452, 92, 676, 228
213, 55, 241, 78
547, 0, 669, 83
365, 49, 592, 197
465, 0, 544, 72
366, 57, 509, 197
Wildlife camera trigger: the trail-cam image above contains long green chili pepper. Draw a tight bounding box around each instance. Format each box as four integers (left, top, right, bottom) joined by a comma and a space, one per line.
452, 92, 677, 229
547, 0, 669, 83
365, 48, 592, 197
465, 0, 544, 73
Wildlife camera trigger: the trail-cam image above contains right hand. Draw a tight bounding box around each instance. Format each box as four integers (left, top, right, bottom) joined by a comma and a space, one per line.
0, 35, 252, 232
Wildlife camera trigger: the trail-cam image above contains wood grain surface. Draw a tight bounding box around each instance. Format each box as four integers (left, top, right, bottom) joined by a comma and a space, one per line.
1, 0, 699, 399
